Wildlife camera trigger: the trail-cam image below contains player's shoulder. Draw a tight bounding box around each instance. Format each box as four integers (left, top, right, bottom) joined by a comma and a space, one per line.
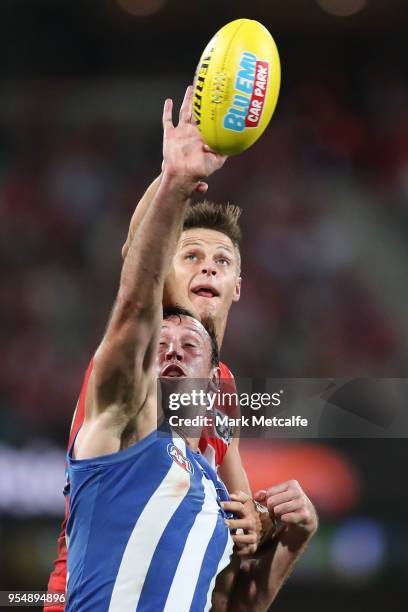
219, 361, 235, 380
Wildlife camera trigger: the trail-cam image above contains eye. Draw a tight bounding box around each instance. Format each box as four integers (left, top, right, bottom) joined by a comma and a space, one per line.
217, 257, 230, 266
184, 253, 198, 262
184, 343, 197, 349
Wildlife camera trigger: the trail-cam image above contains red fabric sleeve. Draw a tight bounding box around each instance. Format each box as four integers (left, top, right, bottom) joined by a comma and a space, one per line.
44, 358, 94, 612
198, 361, 237, 466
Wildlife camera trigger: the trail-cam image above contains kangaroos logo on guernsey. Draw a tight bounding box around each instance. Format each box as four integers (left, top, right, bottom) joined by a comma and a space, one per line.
167, 443, 194, 475
223, 51, 269, 132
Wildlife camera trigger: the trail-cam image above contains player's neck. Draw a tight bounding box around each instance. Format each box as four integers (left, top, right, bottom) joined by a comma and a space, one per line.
171, 424, 200, 452
186, 436, 200, 452
214, 314, 227, 348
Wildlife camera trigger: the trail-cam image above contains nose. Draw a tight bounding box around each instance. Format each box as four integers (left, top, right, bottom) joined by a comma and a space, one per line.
201, 262, 217, 276
165, 341, 184, 362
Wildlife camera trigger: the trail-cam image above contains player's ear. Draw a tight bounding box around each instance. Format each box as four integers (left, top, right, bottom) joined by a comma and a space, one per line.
208, 366, 221, 392
232, 276, 241, 302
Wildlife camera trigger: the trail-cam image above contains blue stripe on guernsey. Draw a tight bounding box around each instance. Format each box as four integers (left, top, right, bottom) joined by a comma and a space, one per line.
108, 435, 191, 612
66, 428, 175, 611
194, 517, 232, 612
163, 472, 231, 612
66, 425, 233, 612
135, 436, 205, 611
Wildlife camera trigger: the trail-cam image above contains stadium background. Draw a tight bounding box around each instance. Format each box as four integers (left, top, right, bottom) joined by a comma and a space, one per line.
0, 0, 407, 610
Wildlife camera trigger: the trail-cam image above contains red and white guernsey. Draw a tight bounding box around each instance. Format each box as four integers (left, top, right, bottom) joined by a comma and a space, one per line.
46, 359, 237, 611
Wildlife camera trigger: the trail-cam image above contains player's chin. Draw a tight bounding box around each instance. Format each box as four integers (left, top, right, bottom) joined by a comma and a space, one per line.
190, 294, 220, 318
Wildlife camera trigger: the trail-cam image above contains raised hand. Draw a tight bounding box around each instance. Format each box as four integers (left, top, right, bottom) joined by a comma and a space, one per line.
162, 86, 227, 191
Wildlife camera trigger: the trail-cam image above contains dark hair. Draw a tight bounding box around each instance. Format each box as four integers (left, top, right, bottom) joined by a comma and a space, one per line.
163, 306, 219, 367
183, 201, 242, 250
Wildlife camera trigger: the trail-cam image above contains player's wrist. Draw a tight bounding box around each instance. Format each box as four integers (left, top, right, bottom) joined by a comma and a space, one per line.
161, 168, 200, 198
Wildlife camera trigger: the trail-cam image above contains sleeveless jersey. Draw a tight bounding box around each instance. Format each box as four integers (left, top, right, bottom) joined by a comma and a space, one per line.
46, 359, 237, 611
65, 426, 233, 612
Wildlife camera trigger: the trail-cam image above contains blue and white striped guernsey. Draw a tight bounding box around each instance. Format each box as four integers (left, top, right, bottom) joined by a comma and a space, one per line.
65, 425, 234, 612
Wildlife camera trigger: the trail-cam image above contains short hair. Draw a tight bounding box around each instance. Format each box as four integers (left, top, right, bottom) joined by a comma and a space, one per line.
182, 201, 242, 271
163, 306, 219, 367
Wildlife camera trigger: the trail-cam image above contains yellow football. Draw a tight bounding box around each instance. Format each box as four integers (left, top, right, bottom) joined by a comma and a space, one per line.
193, 18, 281, 156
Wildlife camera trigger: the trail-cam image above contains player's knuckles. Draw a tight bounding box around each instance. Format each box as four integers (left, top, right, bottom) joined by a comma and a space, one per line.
287, 479, 301, 492
273, 503, 290, 515
242, 504, 256, 520
247, 517, 257, 532
238, 519, 252, 531
266, 498, 278, 514
234, 533, 257, 544
222, 501, 243, 512
230, 491, 249, 503
266, 481, 290, 495
297, 497, 309, 512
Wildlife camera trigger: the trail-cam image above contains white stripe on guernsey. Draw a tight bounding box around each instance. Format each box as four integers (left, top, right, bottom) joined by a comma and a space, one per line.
163, 468, 228, 612
204, 532, 234, 612
108, 435, 190, 612
202, 443, 216, 471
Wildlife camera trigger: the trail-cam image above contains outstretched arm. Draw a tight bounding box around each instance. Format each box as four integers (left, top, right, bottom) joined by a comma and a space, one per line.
121, 169, 208, 261
78, 87, 227, 453
121, 174, 162, 260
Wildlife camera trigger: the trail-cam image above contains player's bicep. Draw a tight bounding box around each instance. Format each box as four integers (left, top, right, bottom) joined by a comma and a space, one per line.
89, 304, 161, 418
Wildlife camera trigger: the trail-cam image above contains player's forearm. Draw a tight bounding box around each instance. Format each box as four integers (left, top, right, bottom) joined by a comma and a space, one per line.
116, 170, 195, 318
121, 174, 162, 260
229, 529, 315, 611
256, 536, 311, 605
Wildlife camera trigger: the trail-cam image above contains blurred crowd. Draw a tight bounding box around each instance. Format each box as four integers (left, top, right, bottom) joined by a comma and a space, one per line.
1, 66, 407, 444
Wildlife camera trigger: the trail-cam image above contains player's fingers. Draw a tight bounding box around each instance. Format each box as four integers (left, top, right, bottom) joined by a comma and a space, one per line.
280, 511, 305, 524
195, 181, 208, 193
273, 499, 302, 517
203, 143, 216, 152
162, 98, 174, 130
215, 153, 228, 167
236, 544, 258, 557
179, 85, 194, 123
225, 517, 254, 531
266, 490, 296, 510
232, 533, 258, 545
265, 481, 293, 497
254, 490, 267, 502
229, 492, 251, 504
221, 501, 245, 515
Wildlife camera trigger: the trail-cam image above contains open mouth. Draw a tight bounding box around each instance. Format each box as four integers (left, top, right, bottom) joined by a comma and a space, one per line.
160, 364, 186, 378
191, 285, 220, 299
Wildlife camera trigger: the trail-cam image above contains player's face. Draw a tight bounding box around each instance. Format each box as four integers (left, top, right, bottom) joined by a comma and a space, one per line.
157, 315, 215, 380
169, 228, 241, 321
